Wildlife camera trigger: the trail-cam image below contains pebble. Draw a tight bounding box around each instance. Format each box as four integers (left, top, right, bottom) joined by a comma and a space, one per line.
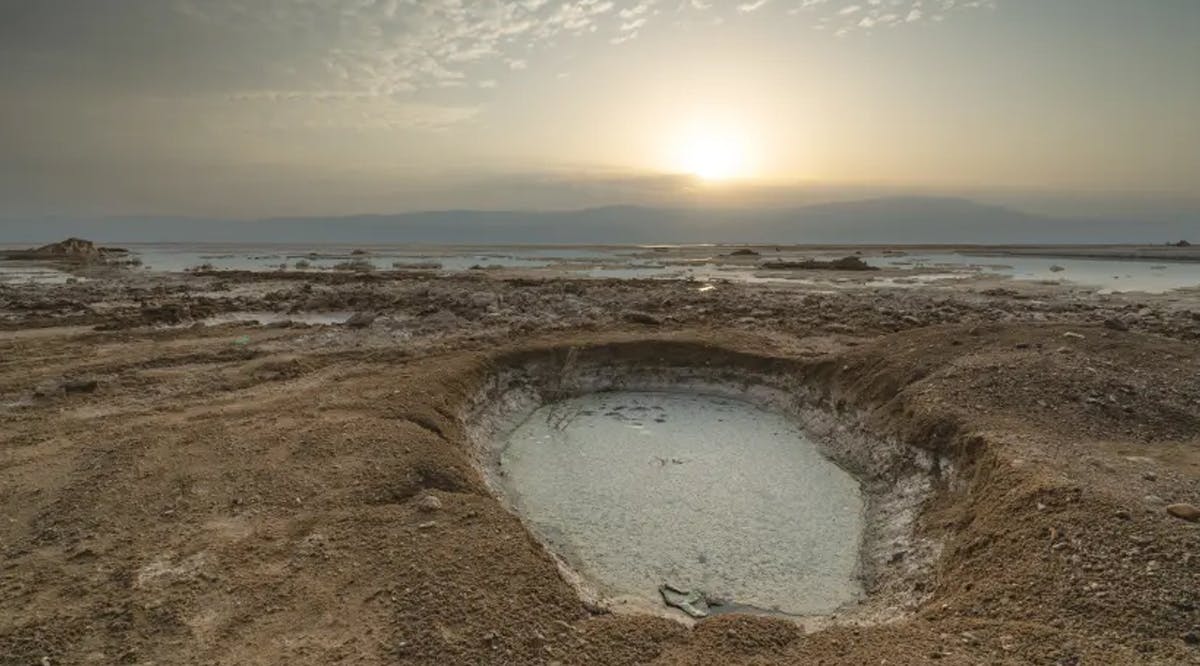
344, 311, 377, 328
1166, 503, 1200, 523
624, 311, 661, 326
416, 494, 443, 512
1063, 331, 1085, 339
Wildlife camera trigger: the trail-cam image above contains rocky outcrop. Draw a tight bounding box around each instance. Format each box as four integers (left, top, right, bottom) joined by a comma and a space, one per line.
761, 256, 877, 271
1, 238, 127, 263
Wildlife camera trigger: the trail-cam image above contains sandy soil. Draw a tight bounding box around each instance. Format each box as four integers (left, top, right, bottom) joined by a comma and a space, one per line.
2, 265, 1199, 665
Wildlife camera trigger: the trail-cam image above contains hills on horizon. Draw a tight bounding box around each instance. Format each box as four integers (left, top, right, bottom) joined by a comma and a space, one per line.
0, 197, 1194, 246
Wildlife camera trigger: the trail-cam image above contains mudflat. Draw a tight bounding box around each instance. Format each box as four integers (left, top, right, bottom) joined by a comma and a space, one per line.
2, 263, 1199, 665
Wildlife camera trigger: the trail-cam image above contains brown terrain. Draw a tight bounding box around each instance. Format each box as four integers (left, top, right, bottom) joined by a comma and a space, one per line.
2, 265, 1199, 665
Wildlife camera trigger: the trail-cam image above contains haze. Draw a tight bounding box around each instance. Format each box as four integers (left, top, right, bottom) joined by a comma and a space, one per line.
1, 0, 1198, 224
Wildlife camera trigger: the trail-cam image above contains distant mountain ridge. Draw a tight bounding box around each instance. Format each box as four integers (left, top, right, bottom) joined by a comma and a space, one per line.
0, 197, 1192, 245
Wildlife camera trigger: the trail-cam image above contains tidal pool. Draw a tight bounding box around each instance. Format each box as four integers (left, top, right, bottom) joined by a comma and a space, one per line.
500, 391, 865, 616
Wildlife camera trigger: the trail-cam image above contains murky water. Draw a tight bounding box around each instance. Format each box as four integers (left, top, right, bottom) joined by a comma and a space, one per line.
500, 391, 865, 616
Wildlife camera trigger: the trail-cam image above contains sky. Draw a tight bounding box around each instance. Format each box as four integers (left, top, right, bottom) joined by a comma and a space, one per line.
1, 0, 1198, 220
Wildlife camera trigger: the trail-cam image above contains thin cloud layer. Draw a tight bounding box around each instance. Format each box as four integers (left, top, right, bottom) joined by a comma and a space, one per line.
1, 0, 999, 131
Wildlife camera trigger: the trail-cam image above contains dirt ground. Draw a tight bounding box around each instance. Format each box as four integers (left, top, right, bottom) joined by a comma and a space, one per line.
2, 268, 1199, 665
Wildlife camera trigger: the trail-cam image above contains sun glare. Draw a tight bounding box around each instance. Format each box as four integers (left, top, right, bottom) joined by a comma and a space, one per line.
676, 127, 750, 181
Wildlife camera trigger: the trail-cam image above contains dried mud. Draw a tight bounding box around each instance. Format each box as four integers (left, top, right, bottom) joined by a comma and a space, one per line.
1, 269, 1199, 665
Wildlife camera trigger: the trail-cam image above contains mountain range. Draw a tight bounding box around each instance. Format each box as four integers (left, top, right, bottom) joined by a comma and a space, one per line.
0, 197, 1193, 245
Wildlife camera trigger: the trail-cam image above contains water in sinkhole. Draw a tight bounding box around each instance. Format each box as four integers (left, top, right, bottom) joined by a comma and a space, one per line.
499, 391, 866, 616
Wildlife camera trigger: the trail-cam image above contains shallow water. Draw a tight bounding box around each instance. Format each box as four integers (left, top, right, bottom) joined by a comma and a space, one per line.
883, 252, 1200, 293
500, 391, 865, 616
0, 263, 77, 284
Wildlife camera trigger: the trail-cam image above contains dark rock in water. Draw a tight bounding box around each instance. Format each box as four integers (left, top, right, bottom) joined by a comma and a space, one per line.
3, 237, 103, 262
1172, 240, 1191, 247
624, 311, 661, 326
729, 248, 760, 257
344, 312, 377, 328
2, 238, 133, 264
761, 256, 877, 271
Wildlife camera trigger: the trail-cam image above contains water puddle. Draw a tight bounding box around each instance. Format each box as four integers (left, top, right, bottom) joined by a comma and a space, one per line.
500, 391, 865, 617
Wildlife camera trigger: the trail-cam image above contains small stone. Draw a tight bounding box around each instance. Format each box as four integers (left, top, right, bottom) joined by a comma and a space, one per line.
624, 311, 661, 326
62, 378, 99, 394
1062, 331, 1085, 339
1184, 631, 1199, 646
1143, 471, 1158, 481
344, 311, 377, 328
416, 494, 443, 512
417, 521, 437, 530
1115, 509, 1131, 520
32, 381, 66, 399
1104, 317, 1129, 331
1166, 503, 1200, 523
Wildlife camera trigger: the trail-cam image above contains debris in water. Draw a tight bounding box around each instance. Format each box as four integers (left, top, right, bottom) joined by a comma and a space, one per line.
659, 583, 710, 618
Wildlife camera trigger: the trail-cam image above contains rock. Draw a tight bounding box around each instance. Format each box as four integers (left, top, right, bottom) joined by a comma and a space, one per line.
1166, 503, 1200, 523
344, 312, 376, 328
416, 494, 443, 513
1049, 265, 1065, 272
624, 311, 661, 326
62, 378, 99, 394
761, 256, 876, 271
1185, 630, 1199, 645
3, 237, 104, 262
1062, 331, 1085, 339
1103, 317, 1129, 332
729, 248, 760, 256
32, 380, 66, 399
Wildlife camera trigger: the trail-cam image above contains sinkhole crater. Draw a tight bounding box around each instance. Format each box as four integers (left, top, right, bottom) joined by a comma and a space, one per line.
464, 342, 945, 623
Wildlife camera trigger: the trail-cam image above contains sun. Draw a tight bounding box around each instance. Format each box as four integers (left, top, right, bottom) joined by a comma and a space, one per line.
679, 132, 748, 181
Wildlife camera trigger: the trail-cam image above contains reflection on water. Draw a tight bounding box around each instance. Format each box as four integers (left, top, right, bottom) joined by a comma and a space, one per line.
881, 252, 1200, 293
501, 391, 865, 616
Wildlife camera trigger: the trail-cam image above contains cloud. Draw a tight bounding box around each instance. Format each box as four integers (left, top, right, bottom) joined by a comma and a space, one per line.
0, 0, 1000, 132
792, 0, 995, 35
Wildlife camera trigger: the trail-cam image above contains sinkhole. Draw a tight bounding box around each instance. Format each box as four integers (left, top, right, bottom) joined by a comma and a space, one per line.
464, 343, 944, 623
503, 391, 864, 616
